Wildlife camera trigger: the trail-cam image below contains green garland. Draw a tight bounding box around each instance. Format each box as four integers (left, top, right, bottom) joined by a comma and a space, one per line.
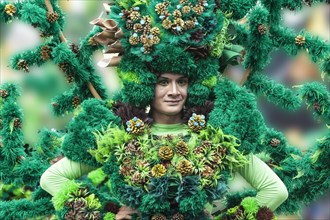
0, 83, 25, 184
244, 74, 302, 111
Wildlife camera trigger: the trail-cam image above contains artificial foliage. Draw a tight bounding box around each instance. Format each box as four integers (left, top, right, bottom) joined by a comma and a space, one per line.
0, 0, 329, 220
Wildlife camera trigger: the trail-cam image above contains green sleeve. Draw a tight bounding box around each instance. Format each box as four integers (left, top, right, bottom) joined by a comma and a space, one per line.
235, 154, 288, 211
40, 157, 96, 196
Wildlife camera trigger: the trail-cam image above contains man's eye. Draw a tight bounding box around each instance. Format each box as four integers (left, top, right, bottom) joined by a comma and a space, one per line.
177, 79, 188, 86
158, 80, 168, 86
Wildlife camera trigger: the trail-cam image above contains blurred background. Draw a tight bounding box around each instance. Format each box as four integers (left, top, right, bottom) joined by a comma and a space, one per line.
0, 1, 329, 219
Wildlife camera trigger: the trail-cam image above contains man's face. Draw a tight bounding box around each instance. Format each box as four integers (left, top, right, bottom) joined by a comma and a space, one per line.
151, 73, 188, 120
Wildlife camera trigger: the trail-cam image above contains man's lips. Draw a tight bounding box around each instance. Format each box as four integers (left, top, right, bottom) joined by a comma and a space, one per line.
164, 100, 182, 103
164, 100, 182, 105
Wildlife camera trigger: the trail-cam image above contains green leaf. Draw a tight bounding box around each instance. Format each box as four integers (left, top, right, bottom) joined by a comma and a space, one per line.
293, 169, 304, 179
311, 149, 323, 163
290, 154, 302, 161
9, 119, 15, 134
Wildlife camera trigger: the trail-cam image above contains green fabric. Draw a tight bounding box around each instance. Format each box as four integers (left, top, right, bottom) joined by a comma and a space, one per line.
40, 123, 287, 211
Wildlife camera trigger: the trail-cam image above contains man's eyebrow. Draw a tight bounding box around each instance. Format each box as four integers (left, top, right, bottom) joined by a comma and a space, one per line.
157, 77, 169, 80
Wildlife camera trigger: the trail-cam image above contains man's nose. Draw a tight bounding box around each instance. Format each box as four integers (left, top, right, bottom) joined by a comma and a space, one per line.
169, 82, 180, 95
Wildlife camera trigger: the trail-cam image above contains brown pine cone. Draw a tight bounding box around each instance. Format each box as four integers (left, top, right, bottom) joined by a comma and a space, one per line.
72, 96, 81, 108
4, 4, 16, 16
151, 214, 167, 220
119, 163, 133, 176
40, 45, 52, 61
14, 118, 22, 128
159, 146, 174, 160
73, 198, 88, 210
65, 73, 74, 84
0, 89, 8, 98
151, 164, 167, 177
171, 213, 184, 220
295, 35, 305, 46
132, 171, 145, 184
70, 43, 80, 55
59, 63, 70, 72
176, 140, 188, 156
258, 24, 267, 35
256, 206, 274, 220
202, 165, 214, 178
64, 210, 76, 220
47, 12, 60, 23
270, 138, 280, 147
176, 159, 193, 176
17, 59, 29, 72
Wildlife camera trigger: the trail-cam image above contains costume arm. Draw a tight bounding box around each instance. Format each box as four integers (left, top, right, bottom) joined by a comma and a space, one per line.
235, 154, 288, 211
40, 157, 96, 196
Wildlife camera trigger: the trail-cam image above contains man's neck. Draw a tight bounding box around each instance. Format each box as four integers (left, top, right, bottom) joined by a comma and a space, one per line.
152, 112, 182, 124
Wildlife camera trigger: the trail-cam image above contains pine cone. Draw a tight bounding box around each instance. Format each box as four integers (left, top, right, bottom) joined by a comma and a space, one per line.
0, 89, 8, 98
88, 37, 98, 46
133, 23, 144, 33
256, 207, 274, 220
132, 171, 145, 184
119, 164, 133, 176
126, 139, 140, 154
70, 43, 80, 55
72, 96, 81, 108
4, 4, 16, 16
201, 140, 212, 149
162, 18, 172, 29
126, 117, 145, 135
188, 113, 206, 131
65, 73, 74, 83
295, 35, 305, 46
270, 138, 280, 147
171, 213, 184, 220
73, 198, 88, 210
129, 11, 140, 21
176, 140, 188, 156
184, 20, 195, 30
64, 209, 76, 220
17, 59, 29, 72
142, 45, 152, 54
173, 10, 182, 18
14, 118, 22, 128
193, 5, 204, 15
155, 3, 167, 15
258, 24, 267, 35
159, 146, 174, 160
40, 32, 52, 38
59, 63, 70, 72
182, 6, 191, 14
47, 12, 60, 23
151, 164, 166, 177
150, 27, 160, 36
194, 146, 204, 154
64, 201, 75, 209
40, 45, 52, 61
126, 20, 134, 30
202, 165, 214, 177
176, 159, 193, 176
151, 214, 167, 220
129, 35, 140, 45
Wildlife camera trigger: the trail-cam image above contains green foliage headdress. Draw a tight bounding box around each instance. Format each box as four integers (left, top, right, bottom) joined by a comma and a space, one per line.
91, 0, 243, 107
